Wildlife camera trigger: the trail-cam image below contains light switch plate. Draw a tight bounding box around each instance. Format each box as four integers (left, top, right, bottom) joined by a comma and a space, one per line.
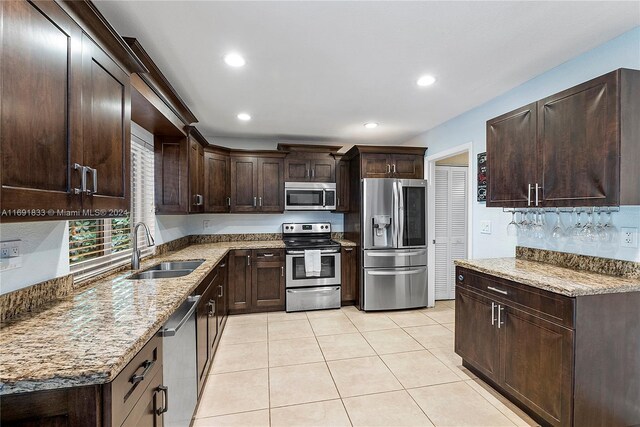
621, 227, 638, 248
480, 220, 492, 234
0, 239, 22, 271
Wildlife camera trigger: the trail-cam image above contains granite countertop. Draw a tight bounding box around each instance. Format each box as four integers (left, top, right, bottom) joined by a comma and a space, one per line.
0, 239, 355, 395
455, 258, 640, 297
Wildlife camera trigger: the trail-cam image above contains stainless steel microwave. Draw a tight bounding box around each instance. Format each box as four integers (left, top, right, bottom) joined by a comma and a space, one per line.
284, 182, 336, 210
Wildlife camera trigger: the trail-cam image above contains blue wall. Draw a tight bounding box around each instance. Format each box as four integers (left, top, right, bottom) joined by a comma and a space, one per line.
404, 27, 640, 261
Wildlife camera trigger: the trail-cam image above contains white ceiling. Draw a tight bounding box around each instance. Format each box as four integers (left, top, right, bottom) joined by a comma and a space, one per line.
96, 1, 639, 144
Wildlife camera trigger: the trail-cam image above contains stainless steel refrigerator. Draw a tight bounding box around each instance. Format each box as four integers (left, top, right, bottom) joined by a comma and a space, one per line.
360, 178, 428, 310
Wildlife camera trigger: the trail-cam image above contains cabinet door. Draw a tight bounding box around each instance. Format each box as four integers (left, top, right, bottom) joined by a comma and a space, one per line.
154, 137, 188, 214
486, 103, 537, 207
230, 157, 258, 212
284, 158, 310, 181
361, 154, 391, 178
204, 152, 230, 213
538, 72, 619, 206
81, 34, 131, 212
209, 273, 222, 352
391, 154, 423, 179
196, 281, 214, 393
1, 1, 83, 213
252, 251, 285, 311
217, 256, 229, 331
454, 288, 500, 381
310, 158, 335, 182
257, 157, 284, 212
500, 306, 573, 427
228, 250, 252, 313
335, 160, 350, 212
340, 247, 357, 304
189, 139, 204, 213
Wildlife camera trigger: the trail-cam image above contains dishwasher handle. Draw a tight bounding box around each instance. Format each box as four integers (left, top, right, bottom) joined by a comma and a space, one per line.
162, 295, 201, 337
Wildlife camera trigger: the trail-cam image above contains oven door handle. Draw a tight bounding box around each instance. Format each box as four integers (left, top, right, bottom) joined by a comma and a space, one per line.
287, 249, 339, 255
287, 286, 340, 294
367, 268, 425, 276
366, 250, 426, 257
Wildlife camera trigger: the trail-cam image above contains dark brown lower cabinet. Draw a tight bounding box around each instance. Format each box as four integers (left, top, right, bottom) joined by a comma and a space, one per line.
195, 258, 229, 396
228, 249, 285, 314
0, 333, 164, 427
340, 247, 357, 304
456, 267, 640, 427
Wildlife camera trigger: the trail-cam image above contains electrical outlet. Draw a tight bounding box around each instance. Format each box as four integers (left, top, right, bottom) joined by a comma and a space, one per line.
480, 220, 492, 234
203, 220, 211, 229
620, 227, 638, 248
0, 239, 22, 271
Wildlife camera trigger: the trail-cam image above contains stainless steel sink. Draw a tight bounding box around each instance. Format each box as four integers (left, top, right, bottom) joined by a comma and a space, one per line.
147, 260, 205, 271
127, 269, 194, 280
126, 259, 205, 280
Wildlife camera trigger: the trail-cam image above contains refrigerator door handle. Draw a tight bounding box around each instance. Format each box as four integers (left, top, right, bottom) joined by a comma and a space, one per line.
392, 180, 399, 247
397, 180, 405, 247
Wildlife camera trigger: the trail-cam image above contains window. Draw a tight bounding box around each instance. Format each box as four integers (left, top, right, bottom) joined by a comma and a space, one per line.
69, 124, 155, 280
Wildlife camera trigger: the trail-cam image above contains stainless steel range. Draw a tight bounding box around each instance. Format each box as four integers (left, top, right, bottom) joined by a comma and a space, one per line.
283, 222, 341, 312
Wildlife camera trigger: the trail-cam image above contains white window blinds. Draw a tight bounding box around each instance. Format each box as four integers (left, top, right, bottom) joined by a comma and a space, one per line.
69, 123, 155, 281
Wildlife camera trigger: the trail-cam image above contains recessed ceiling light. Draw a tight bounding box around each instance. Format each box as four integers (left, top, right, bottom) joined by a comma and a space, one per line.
417, 75, 436, 87
364, 122, 378, 129
237, 113, 251, 121
224, 53, 246, 67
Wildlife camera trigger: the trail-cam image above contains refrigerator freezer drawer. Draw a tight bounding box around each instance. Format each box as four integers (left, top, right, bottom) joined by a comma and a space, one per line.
286, 286, 341, 312
363, 249, 427, 268
363, 266, 428, 311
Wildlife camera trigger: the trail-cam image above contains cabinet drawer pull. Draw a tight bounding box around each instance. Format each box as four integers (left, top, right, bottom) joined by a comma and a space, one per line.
458, 274, 464, 282
262, 253, 274, 257
344, 248, 353, 252
535, 183, 540, 206
527, 183, 532, 206
247, 255, 251, 266
130, 359, 155, 384
218, 285, 223, 298
227, 196, 231, 207
259, 196, 263, 207
497, 304, 504, 328
487, 286, 508, 295
253, 196, 257, 207
208, 300, 216, 317
392, 164, 396, 174
386, 164, 391, 174
281, 266, 284, 277
219, 263, 226, 268
156, 385, 168, 415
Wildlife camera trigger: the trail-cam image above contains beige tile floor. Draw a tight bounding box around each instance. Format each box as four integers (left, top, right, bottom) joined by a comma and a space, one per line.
194, 301, 539, 427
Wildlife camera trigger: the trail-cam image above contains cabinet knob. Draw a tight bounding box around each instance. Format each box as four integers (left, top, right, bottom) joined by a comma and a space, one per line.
458, 274, 464, 282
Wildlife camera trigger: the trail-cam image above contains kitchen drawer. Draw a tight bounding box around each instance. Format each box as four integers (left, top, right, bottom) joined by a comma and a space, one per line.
253, 249, 284, 263
107, 332, 163, 427
195, 265, 219, 295
456, 267, 574, 328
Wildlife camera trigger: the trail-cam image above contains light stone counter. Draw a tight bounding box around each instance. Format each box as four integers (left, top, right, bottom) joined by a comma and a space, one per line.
455, 257, 640, 297
0, 239, 352, 395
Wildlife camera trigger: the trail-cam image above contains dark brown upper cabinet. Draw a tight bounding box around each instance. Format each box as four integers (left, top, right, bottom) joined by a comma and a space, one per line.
344, 146, 426, 180
0, 1, 143, 220
230, 153, 285, 213
154, 127, 207, 214
334, 156, 350, 212
279, 143, 340, 182
81, 34, 131, 213
487, 68, 640, 207
486, 103, 538, 207
204, 148, 231, 213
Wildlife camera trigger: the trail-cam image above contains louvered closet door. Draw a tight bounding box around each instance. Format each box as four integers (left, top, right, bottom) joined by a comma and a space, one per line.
434, 166, 468, 300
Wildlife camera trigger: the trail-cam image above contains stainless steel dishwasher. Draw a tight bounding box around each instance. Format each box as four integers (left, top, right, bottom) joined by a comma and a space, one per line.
162, 295, 200, 427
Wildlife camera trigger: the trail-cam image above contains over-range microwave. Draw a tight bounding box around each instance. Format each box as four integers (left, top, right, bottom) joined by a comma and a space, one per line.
284, 182, 337, 211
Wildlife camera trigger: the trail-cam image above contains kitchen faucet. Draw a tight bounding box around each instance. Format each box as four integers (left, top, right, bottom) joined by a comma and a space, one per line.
131, 222, 155, 270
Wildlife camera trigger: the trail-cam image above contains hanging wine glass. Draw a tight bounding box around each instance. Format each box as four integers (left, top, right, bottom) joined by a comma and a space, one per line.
571, 209, 584, 241
580, 207, 596, 242
551, 208, 565, 240
506, 210, 519, 237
